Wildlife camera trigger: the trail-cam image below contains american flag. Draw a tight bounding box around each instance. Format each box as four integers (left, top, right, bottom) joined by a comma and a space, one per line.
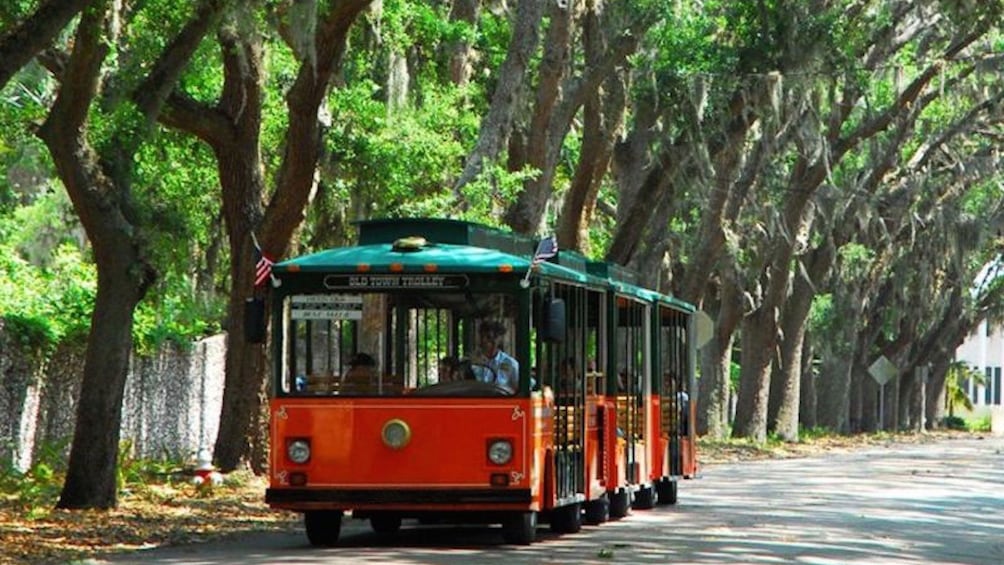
254, 241, 274, 287
532, 236, 558, 266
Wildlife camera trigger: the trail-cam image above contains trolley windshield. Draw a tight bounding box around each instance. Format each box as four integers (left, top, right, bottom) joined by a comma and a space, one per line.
277, 289, 525, 397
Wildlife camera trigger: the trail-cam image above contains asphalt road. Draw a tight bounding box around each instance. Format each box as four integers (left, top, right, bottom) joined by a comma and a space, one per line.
89, 435, 1004, 565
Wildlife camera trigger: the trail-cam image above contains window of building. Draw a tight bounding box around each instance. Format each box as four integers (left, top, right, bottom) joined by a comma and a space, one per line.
995, 367, 1002, 406
985, 367, 996, 405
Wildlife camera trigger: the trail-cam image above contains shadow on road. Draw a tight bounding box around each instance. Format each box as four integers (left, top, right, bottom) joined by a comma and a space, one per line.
94, 437, 1004, 565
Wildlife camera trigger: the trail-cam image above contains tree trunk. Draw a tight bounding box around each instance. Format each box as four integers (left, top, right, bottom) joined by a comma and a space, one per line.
926, 358, 949, 430
503, 0, 570, 234
859, 374, 879, 432
798, 332, 816, 429
696, 264, 743, 438
56, 262, 145, 508
609, 92, 658, 223
605, 158, 674, 265
216, 240, 269, 471
557, 84, 617, 253
817, 351, 852, 433
698, 333, 734, 439
444, 0, 479, 87
894, 361, 931, 432
816, 287, 864, 432
37, 0, 219, 509
216, 2, 371, 472
161, 20, 273, 472
769, 289, 808, 442
849, 356, 867, 432
506, 5, 642, 236
733, 310, 772, 443
733, 169, 816, 442
557, 54, 627, 254
453, 0, 542, 195
769, 241, 834, 440
216, 25, 269, 470
677, 86, 766, 305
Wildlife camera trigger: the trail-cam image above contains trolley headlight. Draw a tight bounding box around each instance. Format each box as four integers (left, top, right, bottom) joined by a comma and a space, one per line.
381, 419, 412, 449
487, 439, 513, 465
287, 439, 311, 464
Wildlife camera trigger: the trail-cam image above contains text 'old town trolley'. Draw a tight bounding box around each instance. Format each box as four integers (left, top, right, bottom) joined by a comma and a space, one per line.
259, 218, 698, 546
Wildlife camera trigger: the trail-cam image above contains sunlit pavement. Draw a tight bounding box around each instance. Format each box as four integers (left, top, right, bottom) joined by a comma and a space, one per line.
92, 435, 1004, 565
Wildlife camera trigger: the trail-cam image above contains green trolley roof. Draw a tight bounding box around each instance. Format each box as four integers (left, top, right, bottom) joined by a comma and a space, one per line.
272, 217, 695, 310
274, 241, 590, 283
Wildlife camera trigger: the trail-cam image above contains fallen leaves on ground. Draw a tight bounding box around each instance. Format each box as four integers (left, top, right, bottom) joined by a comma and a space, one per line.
696, 429, 978, 466
0, 472, 298, 565
0, 431, 983, 564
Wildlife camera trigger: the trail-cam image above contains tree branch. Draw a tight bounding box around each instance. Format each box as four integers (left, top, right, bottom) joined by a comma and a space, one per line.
132, 0, 231, 121
265, 0, 372, 248
0, 0, 90, 89
452, 0, 544, 197
161, 92, 235, 147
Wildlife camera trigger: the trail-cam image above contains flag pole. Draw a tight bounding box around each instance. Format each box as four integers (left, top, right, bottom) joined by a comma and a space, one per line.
520, 240, 541, 288
520, 265, 533, 288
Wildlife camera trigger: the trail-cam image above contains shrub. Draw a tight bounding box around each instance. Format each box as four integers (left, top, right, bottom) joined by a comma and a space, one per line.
966, 414, 991, 432
942, 415, 967, 430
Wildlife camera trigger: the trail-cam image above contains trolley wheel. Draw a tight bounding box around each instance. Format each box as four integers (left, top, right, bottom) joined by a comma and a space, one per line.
371, 514, 402, 534
501, 511, 537, 545
609, 490, 631, 519
656, 479, 678, 505
304, 510, 342, 547
549, 502, 582, 534
583, 496, 610, 525
632, 484, 656, 509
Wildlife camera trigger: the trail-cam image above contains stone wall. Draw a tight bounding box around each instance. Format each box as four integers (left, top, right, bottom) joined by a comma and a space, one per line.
0, 322, 226, 471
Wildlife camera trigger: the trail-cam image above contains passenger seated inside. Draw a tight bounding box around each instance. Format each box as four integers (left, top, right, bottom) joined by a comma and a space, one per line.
558, 357, 580, 397
341, 352, 377, 394
438, 355, 461, 383
677, 390, 690, 435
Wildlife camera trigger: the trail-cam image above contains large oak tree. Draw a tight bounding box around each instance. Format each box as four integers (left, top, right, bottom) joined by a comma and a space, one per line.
161, 0, 373, 471
34, 0, 229, 508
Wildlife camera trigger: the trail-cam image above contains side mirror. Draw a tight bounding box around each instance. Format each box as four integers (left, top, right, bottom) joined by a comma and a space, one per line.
541, 298, 566, 343
244, 297, 266, 343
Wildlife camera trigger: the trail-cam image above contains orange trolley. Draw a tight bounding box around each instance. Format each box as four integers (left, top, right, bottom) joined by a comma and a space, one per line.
260, 218, 697, 545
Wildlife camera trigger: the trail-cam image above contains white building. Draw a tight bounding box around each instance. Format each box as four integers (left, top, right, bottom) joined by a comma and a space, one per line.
954, 320, 1004, 433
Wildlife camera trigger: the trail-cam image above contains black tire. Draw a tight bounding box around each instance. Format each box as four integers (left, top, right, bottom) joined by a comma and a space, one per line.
501, 511, 537, 545
656, 479, 678, 505
371, 514, 402, 534
304, 510, 342, 547
609, 490, 631, 519
632, 484, 656, 509
583, 497, 610, 525
549, 502, 582, 534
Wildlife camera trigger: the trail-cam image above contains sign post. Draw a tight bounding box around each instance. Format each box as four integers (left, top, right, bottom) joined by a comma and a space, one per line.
868, 356, 898, 430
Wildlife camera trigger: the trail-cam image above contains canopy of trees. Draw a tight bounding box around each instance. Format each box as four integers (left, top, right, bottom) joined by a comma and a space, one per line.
2, 0, 1004, 509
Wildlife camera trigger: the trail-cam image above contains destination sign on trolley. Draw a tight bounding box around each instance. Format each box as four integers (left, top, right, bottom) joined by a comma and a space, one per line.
290, 294, 363, 320
323, 274, 469, 289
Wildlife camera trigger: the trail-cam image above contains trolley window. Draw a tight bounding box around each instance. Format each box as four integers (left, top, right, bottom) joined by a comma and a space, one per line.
277, 290, 523, 397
